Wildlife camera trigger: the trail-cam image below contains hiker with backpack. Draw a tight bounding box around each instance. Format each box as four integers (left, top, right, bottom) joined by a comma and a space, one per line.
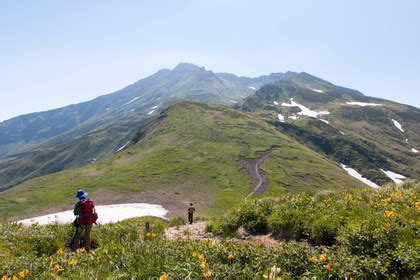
187, 203, 195, 224
71, 190, 98, 252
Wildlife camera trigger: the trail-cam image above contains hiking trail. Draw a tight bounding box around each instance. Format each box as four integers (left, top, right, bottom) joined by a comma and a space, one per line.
164, 221, 280, 247
240, 150, 274, 198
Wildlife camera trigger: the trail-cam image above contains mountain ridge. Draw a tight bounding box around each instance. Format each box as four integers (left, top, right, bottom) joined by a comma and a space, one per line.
0, 63, 418, 194
0, 101, 365, 219
0, 63, 290, 158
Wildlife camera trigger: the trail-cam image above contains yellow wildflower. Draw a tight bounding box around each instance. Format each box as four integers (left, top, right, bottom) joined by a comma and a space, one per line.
382, 198, 391, 203
227, 254, 234, 261
146, 232, 151, 237
68, 259, 77, 266
51, 265, 64, 272
309, 256, 318, 264
203, 271, 212, 278
384, 210, 396, 218
415, 201, 420, 208
12, 277, 17, 280
151, 233, 157, 238
394, 193, 403, 199
159, 273, 168, 280
18, 269, 29, 278
200, 261, 207, 270
319, 254, 327, 262
198, 254, 205, 261
192, 252, 198, 258
325, 263, 332, 271
56, 247, 64, 256
2, 276, 9, 280
276, 278, 283, 280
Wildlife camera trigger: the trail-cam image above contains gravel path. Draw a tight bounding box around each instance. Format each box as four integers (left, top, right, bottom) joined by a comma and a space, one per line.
164, 221, 280, 247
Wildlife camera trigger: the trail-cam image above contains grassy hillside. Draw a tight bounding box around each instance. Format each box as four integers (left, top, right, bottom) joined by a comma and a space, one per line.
0, 63, 290, 191
1, 183, 418, 279
0, 101, 363, 220
241, 76, 420, 184
0, 115, 154, 191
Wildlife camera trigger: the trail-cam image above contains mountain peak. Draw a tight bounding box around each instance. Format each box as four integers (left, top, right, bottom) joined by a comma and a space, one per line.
173, 63, 206, 72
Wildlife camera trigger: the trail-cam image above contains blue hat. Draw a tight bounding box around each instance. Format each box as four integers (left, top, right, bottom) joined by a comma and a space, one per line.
76, 190, 88, 199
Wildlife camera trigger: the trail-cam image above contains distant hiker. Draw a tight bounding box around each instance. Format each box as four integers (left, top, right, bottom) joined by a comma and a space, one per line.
188, 203, 195, 224
145, 221, 151, 232
71, 190, 98, 252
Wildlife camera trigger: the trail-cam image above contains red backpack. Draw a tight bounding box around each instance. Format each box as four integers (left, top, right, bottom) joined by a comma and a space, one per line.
79, 199, 98, 225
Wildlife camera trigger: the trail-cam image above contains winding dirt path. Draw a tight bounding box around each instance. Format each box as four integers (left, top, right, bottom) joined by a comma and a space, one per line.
240, 150, 274, 198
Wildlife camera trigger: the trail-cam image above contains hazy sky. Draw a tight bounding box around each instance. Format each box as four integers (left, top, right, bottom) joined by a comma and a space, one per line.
1, 0, 419, 121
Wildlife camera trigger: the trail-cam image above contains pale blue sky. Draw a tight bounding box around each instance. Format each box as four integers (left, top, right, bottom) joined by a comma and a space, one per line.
0, 0, 419, 121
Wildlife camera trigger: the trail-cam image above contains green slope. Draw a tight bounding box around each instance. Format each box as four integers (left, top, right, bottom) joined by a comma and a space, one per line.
0, 114, 154, 191
241, 75, 420, 184
0, 102, 363, 220
0, 63, 288, 191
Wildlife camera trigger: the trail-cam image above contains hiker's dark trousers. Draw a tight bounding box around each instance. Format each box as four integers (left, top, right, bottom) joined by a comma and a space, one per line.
188, 213, 194, 224
72, 224, 92, 251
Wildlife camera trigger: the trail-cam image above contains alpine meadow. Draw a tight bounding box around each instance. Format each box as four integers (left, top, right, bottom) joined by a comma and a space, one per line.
1, 1, 419, 279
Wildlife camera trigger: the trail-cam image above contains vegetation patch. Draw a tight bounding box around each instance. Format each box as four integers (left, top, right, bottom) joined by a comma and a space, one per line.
209, 182, 420, 278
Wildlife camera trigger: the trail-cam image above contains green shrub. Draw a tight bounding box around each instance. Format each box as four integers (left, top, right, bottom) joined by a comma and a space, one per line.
168, 216, 187, 228
237, 199, 275, 234
268, 206, 308, 239
208, 182, 420, 277
207, 211, 241, 236
307, 211, 341, 245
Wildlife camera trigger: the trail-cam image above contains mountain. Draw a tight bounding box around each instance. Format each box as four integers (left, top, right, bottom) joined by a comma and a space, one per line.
0, 101, 365, 220
0, 63, 288, 190
0, 63, 286, 158
1, 64, 418, 220
240, 73, 420, 185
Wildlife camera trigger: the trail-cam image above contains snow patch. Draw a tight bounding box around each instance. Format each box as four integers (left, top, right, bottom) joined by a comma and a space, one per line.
308, 88, 324, 93
122, 97, 140, 106
341, 164, 380, 188
248, 86, 256, 90
17, 203, 168, 225
319, 119, 330, 124
229, 100, 237, 104
339, 131, 345, 135
381, 169, 406, 185
277, 113, 285, 122
288, 115, 299, 120
117, 141, 130, 152
411, 148, 418, 153
345, 101, 382, 107
391, 119, 404, 132
150, 105, 159, 109
281, 98, 330, 118
273, 101, 279, 105
147, 110, 155, 115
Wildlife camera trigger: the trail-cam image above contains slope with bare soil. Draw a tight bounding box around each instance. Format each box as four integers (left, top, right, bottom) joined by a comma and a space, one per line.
240, 150, 274, 197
